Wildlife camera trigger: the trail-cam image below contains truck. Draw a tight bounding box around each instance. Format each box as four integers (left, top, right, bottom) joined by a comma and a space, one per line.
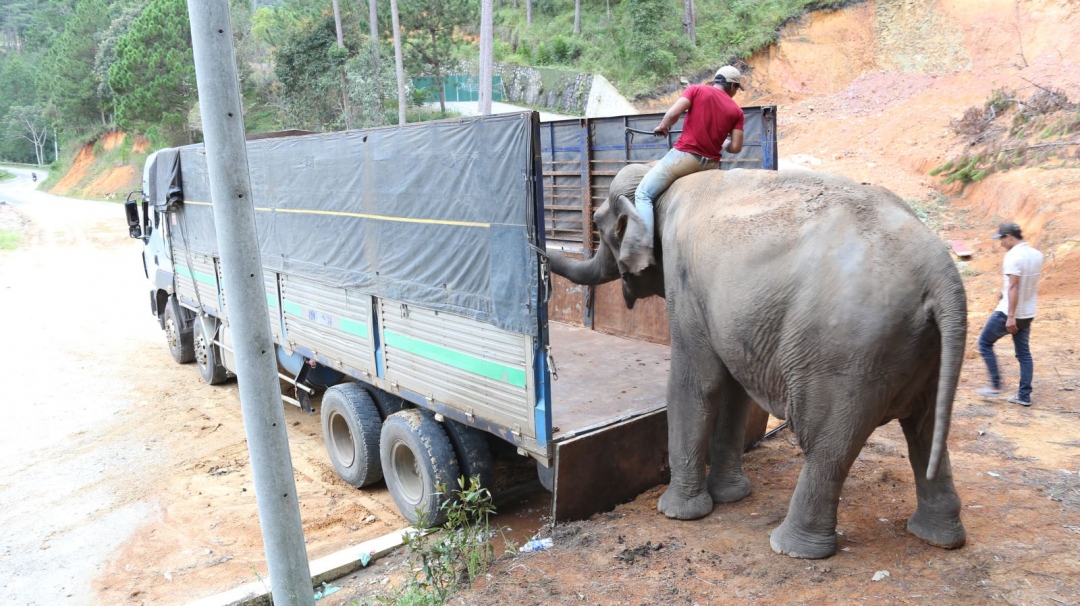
125, 109, 778, 526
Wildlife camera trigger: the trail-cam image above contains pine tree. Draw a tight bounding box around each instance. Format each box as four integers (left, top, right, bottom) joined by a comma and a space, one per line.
39, 0, 112, 132
0, 53, 41, 162
275, 16, 351, 130
93, 2, 144, 127
398, 0, 475, 114
108, 0, 196, 139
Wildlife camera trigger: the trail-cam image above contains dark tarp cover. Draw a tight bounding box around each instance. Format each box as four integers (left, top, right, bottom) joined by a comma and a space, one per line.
147, 149, 183, 212
167, 112, 541, 336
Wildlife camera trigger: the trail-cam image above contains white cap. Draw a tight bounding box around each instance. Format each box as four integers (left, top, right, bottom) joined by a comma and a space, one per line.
714, 65, 743, 87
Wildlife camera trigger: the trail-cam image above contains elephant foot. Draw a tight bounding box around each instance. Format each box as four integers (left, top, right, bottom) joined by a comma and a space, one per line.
707, 473, 751, 504
769, 519, 838, 559
907, 508, 966, 549
657, 488, 713, 520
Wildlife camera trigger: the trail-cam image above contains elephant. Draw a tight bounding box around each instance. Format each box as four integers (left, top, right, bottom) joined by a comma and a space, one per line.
545, 164, 968, 559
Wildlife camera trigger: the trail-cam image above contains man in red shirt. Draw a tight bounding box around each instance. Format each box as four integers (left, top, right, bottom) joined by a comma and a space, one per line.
621, 65, 745, 274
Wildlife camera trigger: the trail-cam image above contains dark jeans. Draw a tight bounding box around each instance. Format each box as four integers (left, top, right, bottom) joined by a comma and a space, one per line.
978, 311, 1034, 401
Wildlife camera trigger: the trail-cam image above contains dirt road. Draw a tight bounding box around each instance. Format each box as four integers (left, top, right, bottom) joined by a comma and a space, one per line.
0, 173, 409, 605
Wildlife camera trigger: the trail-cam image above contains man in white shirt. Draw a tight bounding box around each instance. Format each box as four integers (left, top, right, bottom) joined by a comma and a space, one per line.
977, 222, 1044, 405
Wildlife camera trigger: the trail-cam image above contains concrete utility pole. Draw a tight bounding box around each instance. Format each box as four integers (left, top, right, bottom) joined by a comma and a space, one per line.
185, 2, 315, 605
478, 0, 493, 115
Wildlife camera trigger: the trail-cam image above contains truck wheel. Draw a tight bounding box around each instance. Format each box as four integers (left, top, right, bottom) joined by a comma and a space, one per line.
365, 386, 406, 419
164, 300, 194, 364
194, 319, 228, 385
440, 418, 494, 494
321, 383, 383, 488
381, 410, 460, 526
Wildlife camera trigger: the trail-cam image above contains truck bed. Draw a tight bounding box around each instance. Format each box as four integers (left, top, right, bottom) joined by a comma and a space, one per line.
549, 322, 670, 441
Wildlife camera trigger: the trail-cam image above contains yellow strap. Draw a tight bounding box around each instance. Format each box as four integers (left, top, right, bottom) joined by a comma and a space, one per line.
182, 200, 489, 228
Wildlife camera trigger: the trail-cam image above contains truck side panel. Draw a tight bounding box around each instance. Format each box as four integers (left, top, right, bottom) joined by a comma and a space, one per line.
173, 245, 221, 316
279, 274, 377, 381
378, 299, 535, 440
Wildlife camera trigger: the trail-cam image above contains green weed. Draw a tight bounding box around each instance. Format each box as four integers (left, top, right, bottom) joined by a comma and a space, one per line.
906, 196, 948, 234
0, 229, 23, 250
928, 160, 953, 176
365, 477, 506, 606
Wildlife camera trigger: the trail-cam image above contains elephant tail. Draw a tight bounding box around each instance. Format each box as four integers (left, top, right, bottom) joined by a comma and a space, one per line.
926, 266, 968, 481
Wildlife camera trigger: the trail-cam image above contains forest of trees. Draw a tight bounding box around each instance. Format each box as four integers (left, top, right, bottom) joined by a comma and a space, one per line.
0, 0, 841, 165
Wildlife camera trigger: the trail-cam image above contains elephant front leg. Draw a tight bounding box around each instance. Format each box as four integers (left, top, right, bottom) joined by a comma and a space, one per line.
657, 344, 720, 520
706, 373, 752, 504
900, 415, 966, 549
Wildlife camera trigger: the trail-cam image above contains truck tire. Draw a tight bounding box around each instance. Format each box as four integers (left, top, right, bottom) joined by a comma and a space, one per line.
164, 300, 194, 364
380, 410, 460, 526
321, 383, 383, 488
439, 417, 494, 494
365, 386, 406, 419
194, 319, 229, 385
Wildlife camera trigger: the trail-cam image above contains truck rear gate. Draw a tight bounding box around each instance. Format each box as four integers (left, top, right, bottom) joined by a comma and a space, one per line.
137, 108, 778, 524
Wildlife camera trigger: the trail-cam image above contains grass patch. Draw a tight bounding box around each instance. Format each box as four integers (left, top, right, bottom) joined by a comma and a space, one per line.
906, 194, 948, 234
364, 478, 508, 606
934, 86, 1080, 187
405, 107, 464, 124
0, 169, 14, 182
0, 229, 23, 250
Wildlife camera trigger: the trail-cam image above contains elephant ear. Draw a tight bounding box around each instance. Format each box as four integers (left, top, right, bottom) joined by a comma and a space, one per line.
611, 194, 655, 275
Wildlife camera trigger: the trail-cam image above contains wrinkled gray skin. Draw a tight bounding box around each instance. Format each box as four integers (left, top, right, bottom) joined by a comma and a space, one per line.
546, 165, 968, 559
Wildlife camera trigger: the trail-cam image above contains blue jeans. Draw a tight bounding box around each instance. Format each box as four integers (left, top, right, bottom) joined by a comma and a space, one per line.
978, 311, 1034, 401
634, 149, 718, 233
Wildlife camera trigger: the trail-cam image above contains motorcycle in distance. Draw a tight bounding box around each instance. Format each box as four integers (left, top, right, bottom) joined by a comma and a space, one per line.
31, 172, 37, 182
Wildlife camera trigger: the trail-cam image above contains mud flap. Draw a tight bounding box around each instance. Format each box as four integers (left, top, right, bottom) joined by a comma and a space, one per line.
552, 408, 669, 523
551, 403, 772, 523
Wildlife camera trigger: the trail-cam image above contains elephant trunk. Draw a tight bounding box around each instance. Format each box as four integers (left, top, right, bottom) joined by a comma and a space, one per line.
926, 258, 969, 481
547, 241, 621, 285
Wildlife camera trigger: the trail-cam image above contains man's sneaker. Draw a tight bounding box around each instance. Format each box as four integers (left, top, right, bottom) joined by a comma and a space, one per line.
977, 387, 1004, 399
1007, 395, 1032, 407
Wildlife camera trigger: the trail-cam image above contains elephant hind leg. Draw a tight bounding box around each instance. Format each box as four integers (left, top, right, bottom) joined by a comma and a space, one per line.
707, 370, 753, 504
900, 397, 966, 549
769, 387, 880, 559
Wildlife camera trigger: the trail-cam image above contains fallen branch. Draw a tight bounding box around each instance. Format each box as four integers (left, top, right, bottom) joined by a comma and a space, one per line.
1018, 76, 1057, 95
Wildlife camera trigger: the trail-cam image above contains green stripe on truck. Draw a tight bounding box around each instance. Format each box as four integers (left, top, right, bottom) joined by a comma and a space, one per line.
174, 264, 217, 287
282, 299, 369, 339
339, 318, 369, 338
282, 300, 303, 317
383, 330, 527, 388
